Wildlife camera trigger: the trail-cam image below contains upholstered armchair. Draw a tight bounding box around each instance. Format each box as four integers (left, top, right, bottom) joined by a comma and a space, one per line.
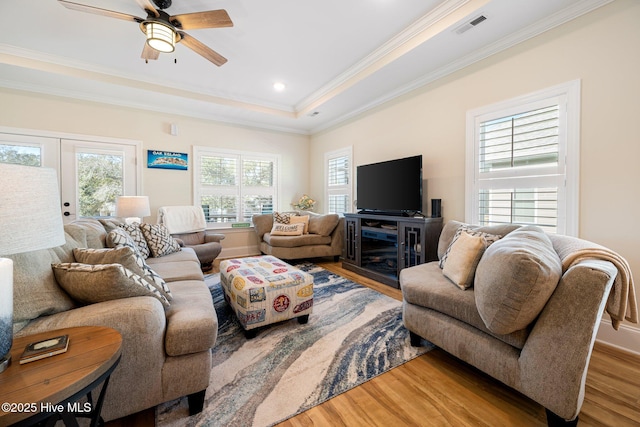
158, 206, 225, 270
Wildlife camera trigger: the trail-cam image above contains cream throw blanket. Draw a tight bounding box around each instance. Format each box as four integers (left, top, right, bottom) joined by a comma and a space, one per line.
157, 206, 206, 234
554, 236, 638, 330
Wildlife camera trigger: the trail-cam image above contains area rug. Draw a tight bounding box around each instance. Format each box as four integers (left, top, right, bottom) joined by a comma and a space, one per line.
157, 262, 433, 427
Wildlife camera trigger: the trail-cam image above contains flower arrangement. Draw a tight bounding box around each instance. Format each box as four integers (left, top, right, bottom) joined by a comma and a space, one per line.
292, 194, 316, 211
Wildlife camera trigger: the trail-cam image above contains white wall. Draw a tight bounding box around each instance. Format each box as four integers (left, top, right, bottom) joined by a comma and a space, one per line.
0, 90, 310, 256
309, 0, 640, 353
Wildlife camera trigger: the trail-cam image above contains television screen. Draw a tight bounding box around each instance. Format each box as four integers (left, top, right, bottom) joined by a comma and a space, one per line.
356, 155, 422, 213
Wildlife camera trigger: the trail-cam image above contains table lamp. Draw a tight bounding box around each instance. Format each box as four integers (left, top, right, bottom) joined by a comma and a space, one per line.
115, 196, 150, 224
0, 163, 66, 373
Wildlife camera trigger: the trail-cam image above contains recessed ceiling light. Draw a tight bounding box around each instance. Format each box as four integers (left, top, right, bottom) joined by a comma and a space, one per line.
273, 82, 286, 91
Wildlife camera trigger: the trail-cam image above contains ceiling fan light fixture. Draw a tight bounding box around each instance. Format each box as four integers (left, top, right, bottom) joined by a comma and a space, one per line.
145, 21, 175, 53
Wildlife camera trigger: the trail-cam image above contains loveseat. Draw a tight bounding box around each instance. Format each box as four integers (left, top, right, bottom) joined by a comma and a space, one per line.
7, 218, 218, 422
252, 211, 344, 260
400, 220, 637, 426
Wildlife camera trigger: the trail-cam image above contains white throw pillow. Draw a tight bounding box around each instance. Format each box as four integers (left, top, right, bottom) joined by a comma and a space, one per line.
270, 222, 305, 236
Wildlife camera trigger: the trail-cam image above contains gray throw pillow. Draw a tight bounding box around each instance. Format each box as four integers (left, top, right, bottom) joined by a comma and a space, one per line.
52, 262, 170, 308
73, 247, 172, 301
474, 225, 562, 334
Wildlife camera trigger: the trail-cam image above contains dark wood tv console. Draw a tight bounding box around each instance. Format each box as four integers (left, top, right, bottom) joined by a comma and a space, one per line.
342, 213, 443, 288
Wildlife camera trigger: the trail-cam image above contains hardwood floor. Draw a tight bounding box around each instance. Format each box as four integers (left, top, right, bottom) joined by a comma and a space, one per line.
107, 260, 640, 427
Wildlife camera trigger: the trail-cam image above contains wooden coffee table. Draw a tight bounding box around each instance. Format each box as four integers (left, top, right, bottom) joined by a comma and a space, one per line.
0, 326, 122, 426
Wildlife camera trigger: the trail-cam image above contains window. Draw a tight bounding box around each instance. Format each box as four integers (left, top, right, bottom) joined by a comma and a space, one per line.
325, 147, 352, 214
466, 81, 580, 235
194, 147, 278, 226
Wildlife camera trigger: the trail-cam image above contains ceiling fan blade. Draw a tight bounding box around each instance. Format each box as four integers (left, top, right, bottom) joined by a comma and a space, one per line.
141, 42, 160, 61
171, 10, 233, 30
178, 32, 227, 66
134, 0, 160, 18
58, 0, 142, 23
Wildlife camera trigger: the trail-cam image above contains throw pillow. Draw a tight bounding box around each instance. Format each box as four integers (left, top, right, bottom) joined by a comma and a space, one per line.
308, 213, 340, 236
273, 211, 297, 224
139, 223, 181, 258
474, 225, 562, 335
289, 215, 310, 234
73, 247, 172, 301
52, 262, 170, 308
439, 225, 501, 269
118, 223, 151, 259
270, 222, 305, 236
441, 230, 487, 290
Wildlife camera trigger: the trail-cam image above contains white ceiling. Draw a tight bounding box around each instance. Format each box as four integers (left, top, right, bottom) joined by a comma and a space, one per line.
0, 0, 611, 134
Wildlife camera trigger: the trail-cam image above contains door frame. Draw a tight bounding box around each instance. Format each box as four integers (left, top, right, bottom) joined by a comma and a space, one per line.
0, 125, 143, 211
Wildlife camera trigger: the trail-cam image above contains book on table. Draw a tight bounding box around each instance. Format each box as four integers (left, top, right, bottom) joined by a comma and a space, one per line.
19, 335, 69, 364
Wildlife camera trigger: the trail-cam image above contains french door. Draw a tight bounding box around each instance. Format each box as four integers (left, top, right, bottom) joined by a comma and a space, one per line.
0, 130, 140, 224
60, 139, 138, 222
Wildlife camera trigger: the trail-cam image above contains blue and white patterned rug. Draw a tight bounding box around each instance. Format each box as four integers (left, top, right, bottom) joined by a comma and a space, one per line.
157, 262, 433, 427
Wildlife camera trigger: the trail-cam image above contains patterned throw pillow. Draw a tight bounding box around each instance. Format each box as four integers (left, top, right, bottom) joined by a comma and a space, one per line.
139, 223, 181, 258
439, 225, 501, 269
118, 223, 151, 259
273, 211, 297, 224
52, 262, 170, 309
73, 247, 172, 302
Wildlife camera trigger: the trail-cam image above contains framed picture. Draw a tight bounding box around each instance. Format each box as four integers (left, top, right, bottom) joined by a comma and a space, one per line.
147, 150, 188, 170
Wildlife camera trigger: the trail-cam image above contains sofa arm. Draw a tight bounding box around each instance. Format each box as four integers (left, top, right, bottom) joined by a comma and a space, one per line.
518, 259, 617, 420
252, 214, 274, 240
204, 231, 226, 243
15, 297, 167, 420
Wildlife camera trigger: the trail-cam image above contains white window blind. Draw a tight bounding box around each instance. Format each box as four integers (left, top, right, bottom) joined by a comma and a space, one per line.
325, 148, 352, 214
194, 147, 278, 226
466, 81, 580, 235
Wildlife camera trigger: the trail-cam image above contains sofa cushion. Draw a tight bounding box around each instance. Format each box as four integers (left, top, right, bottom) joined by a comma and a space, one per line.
118, 223, 151, 258
308, 213, 340, 236
139, 223, 181, 258
164, 280, 218, 356
400, 262, 530, 349
263, 233, 332, 248
145, 248, 204, 282
9, 228, 83, 332
52, 262, 170, 308
474, 225, 562, 335
73, 247, 172, 302
270, 222, 305, 236
442, 231, 489, 290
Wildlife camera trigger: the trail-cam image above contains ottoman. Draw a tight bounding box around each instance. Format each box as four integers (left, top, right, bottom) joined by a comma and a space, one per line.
219, 256, 314, 337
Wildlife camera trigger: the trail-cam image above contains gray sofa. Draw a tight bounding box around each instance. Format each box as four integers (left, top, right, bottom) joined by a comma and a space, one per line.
7, 218, 218, 422
400, 220, 637, 426
252, 211, 344, 260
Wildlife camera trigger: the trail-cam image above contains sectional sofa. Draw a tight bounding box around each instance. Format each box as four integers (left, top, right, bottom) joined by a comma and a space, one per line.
7, 218, 218, 421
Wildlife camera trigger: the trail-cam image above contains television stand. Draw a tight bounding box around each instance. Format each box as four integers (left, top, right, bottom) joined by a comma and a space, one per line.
342, 212, 443, 288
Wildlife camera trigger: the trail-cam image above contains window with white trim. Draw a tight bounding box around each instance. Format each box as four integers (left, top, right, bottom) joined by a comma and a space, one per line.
193, 147, 278, 227
466, 81, 580, 235
325, 147, 352, 214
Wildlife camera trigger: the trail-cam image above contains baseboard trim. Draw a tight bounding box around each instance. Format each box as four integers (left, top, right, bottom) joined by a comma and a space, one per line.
596, 319, 640, 356
219, 246, 261, 260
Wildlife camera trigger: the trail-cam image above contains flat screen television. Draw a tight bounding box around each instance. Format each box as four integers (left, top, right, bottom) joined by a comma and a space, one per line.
356, 155, 423, 214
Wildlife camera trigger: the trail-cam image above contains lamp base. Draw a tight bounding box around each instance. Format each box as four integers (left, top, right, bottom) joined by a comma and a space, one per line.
0, 354, 10, 373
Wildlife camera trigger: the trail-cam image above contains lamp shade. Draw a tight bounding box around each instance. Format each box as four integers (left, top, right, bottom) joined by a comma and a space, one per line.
116, 196, 151, 219
0, 163, 66, 373
0, 163, 66, 256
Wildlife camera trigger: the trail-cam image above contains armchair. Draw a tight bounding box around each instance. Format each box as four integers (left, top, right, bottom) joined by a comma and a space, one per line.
158, 206, 225, 270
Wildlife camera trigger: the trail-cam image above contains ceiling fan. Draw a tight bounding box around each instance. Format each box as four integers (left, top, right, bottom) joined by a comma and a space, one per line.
58, 0, 233, 66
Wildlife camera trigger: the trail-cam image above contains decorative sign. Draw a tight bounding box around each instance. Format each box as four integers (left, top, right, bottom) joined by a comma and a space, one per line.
147, 150, 188, 170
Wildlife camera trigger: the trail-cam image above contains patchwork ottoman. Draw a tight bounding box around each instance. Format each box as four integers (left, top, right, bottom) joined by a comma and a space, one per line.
219, 256, 314, 337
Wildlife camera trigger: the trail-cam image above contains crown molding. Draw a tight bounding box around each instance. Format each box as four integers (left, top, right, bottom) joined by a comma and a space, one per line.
309, 0, 614, 135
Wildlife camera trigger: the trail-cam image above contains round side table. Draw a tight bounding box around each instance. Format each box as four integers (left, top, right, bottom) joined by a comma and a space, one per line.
0, 326, 122, 427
